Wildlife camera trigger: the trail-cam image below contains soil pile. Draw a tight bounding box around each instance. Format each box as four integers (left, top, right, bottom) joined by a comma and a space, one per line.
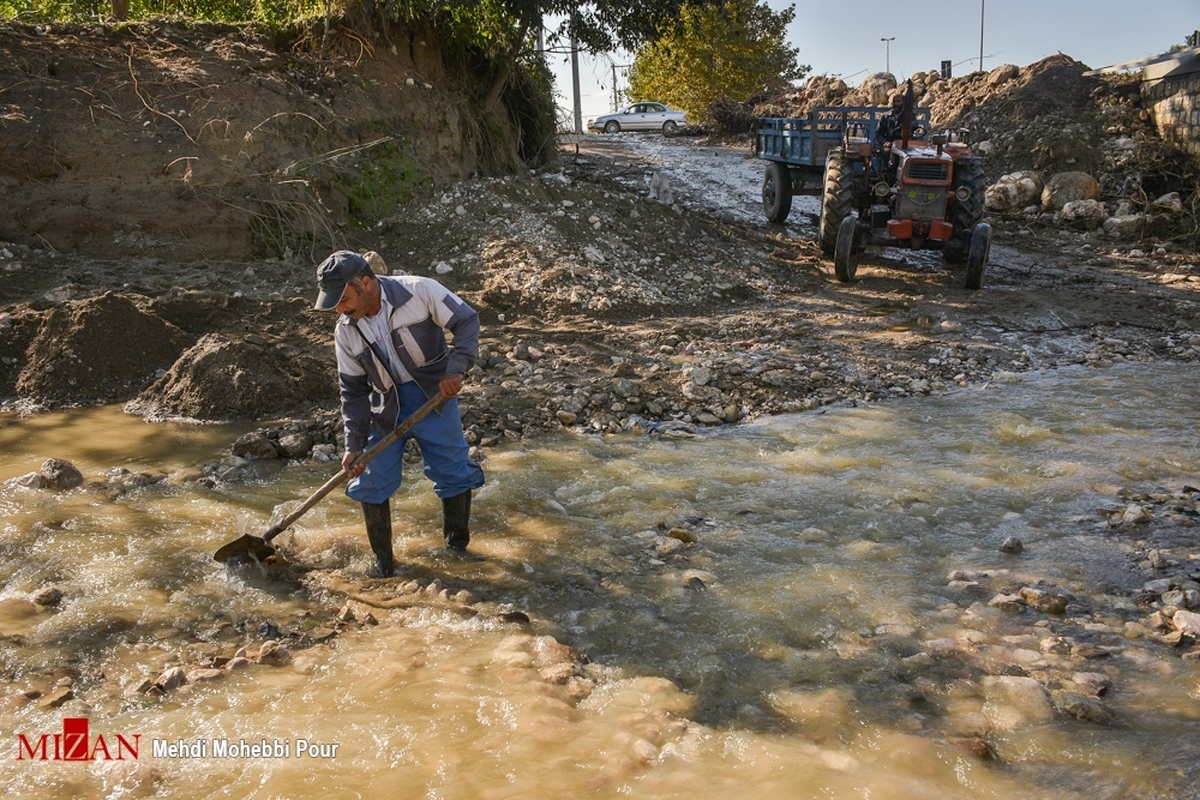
16, 292, 190, 405
126, 331, 331, 421
388, 172, 790, 320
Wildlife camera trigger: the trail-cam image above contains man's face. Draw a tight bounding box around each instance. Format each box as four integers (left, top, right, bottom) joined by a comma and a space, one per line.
891, 96, 904, 113
335, 275, 378, 319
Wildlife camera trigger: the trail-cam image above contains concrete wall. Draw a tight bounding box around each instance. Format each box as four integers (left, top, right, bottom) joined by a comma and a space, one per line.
1142, 51, 1200, 159
1145, 74, 1200, 158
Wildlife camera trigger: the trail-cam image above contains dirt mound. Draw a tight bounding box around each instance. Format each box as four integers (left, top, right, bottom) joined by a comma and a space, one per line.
376, 170, 790, 321
126, 332, 331, 421
750, 71, 899, 116
16, 292, 190, 407
925, 57, 1153, 194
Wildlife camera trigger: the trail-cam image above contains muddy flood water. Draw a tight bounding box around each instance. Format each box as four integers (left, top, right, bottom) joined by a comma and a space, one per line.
1, 362, 1198, 799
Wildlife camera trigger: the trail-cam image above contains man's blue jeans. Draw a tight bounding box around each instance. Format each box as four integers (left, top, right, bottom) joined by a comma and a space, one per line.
346, 381, 484, 504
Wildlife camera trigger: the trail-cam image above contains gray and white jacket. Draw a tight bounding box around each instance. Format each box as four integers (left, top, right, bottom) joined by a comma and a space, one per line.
334, 274, 479, 451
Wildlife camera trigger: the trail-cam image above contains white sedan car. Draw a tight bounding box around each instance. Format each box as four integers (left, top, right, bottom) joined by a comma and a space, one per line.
587, 102, 687, 135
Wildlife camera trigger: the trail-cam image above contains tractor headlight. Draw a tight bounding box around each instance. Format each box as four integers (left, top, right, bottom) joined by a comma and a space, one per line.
874, 182, 891, 198
955, 186, 973, 202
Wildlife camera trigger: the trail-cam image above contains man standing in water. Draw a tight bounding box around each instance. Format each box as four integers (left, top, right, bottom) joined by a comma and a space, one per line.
313, 250, 484, 575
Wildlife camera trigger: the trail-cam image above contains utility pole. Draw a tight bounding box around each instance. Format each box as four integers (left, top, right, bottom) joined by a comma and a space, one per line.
570, 38, 582, 134
881, 37, 895, 74
610, 63, 631, 111
978, 0, 985, 72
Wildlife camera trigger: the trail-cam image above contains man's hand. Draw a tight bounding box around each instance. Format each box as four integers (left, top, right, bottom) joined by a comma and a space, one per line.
342, 450, 365, 478
439, 371, 465, 398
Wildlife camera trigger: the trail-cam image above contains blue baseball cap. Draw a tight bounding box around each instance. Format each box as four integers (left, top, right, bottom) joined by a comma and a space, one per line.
314, 251, 373, 310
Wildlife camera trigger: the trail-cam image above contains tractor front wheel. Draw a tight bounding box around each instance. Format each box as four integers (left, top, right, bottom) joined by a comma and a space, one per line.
944, 157, 987, 264
834, 216, 861, 282
965, 223, 992, 290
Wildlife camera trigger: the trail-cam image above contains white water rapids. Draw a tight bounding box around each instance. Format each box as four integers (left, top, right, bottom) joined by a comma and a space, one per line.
1, 362, 1197, 799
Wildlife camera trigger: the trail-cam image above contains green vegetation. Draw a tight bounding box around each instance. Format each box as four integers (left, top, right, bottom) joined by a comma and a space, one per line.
503, 49, 558, 165
0, 0, 714, 50
335, 139, 425, 227
0, 0, 323, 25
628, 0, 808, 126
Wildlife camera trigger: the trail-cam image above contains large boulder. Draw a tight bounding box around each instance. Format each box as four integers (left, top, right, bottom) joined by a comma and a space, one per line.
1041, 171, 1100, 213
986, 170, 1044, 213
987, 64, 1020, 87
40, 458, 84, 490
1056, 199, 1108, 230
859, 72, 898, 106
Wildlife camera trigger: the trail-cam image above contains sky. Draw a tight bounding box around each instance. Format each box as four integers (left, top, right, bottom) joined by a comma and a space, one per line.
547, 0, 1198, 125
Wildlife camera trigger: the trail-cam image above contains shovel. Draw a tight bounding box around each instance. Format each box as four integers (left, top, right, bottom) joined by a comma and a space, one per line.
213, 391, 447, 563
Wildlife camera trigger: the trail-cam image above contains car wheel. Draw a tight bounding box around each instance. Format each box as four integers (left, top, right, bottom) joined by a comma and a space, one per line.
604, 121, 620, 134
662, 120, 678, 136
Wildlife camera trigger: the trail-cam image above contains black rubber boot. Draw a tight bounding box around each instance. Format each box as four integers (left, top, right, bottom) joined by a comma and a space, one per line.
362, 501, 394, 576
442, 491, 472, 551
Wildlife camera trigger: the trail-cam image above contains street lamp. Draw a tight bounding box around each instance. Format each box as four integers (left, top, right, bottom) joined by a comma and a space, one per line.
978, 0, 985, 72
881, 36, 895, 74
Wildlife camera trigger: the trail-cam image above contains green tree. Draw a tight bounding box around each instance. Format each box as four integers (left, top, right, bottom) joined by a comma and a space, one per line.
364, 0, 724, 111
627, 0, 807, 125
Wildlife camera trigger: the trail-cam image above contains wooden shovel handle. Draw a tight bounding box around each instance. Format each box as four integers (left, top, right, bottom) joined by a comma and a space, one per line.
261, 391, 446, 543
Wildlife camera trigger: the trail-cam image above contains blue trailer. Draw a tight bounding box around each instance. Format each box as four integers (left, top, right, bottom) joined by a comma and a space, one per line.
754, 106, 931, 220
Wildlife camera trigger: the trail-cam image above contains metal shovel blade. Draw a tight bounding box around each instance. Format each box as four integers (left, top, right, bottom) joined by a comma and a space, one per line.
213, 530, 280, 563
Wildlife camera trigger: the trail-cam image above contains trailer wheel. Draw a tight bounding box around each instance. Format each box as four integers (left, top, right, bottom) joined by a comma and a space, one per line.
819, 149, 856, 256
944, 157, 986, 264
762, 162, 793, 223
965, 223, 991, 290
834, 216, 860, 282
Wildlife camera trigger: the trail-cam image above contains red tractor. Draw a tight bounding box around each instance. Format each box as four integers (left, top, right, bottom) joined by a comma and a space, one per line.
756, 92, 991, 289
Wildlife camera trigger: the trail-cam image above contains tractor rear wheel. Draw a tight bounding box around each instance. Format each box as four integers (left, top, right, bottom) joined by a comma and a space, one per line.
819, 149, 857, 256
762, 162, 793, 223
965, 223, 992, 290
944, 157, 986, 264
